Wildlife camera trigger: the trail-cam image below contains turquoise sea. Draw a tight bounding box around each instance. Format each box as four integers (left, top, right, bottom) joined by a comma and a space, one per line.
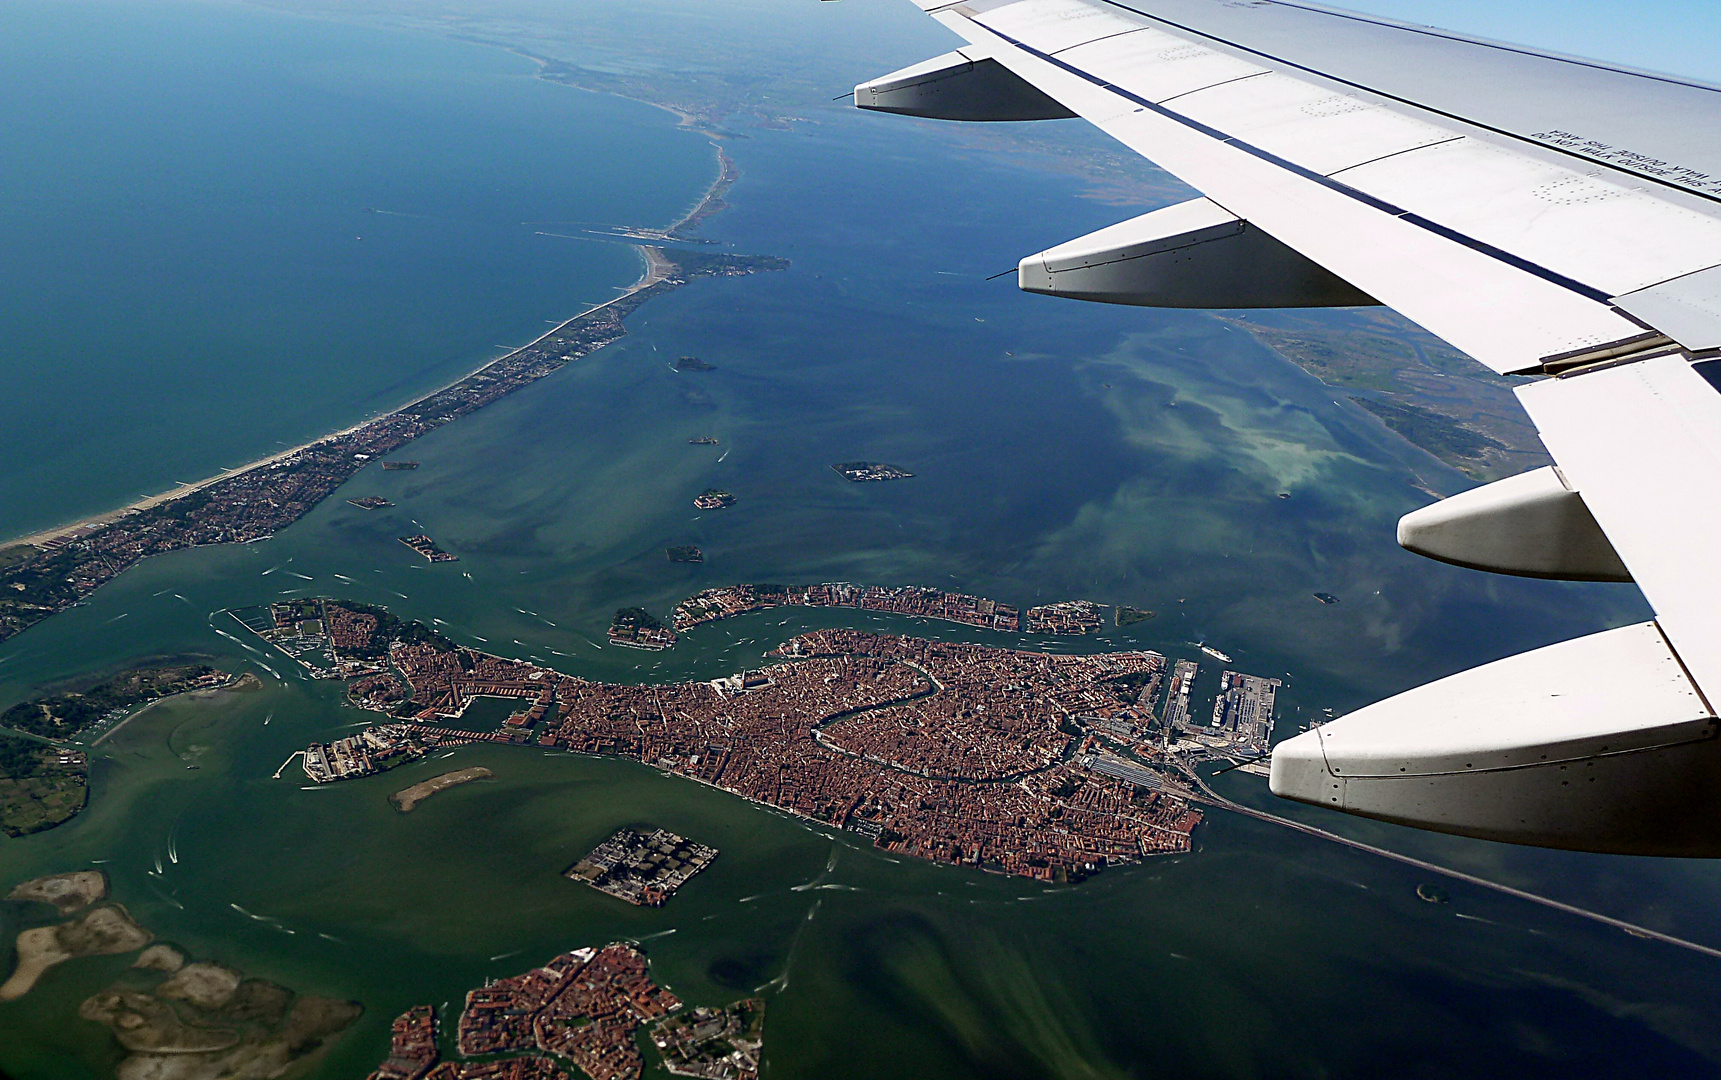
3, 2, 1721, 1078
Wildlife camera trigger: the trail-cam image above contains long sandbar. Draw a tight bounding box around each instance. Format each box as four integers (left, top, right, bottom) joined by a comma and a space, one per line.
391, 766, 493, 811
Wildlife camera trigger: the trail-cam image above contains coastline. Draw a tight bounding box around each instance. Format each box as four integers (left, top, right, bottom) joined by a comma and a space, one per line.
0, 139, 786, 648
4, 241, 677, 552
4, 48, 743, 554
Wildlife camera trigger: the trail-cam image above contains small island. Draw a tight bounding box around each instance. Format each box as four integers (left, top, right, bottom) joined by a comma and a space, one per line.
688, 436, 719, 445
1115, 606, 1156, 627
566, 827, 717, 907
832, 461, 913, 483
391, 766, 493, 812
608, 608, 677, 651
398, 535, 457, 563
345, 496, 393, 510
667, 545, 704, 564
380, 461, 419, 471
8, 870, 107, 914
1, 902, 152, 1002
674, 356, 717, 372
654, 999, 765, 1080
693, 489, 735, 511
1313, 592, 1340, 605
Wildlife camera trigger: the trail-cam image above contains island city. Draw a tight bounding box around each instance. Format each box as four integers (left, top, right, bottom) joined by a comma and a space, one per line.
232, 593, 1295, 883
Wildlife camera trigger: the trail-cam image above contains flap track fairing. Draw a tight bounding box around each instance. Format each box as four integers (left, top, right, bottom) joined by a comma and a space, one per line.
853, 49, 1076, 122
1017, 198, 1376, 309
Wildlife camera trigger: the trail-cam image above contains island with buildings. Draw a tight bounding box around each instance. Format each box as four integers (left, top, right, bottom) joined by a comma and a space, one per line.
346, 496, 394, 510
268, 596, 1300, 882
458, 944, 680, 1078
230, 598, 455, 681
672, 583, 1022, 634
652, 999, 764, 1080
667, 545, 704, 564
369, 941, 760, 1080
608, 608, 678, 651
692, 489, 735, 511
1022, 600, 1105, 635
399, 535, 457, 563
831, 462, 913, 482
671, 582, 1109, 639
566, 828, 718, 906
0, 664, 230, 741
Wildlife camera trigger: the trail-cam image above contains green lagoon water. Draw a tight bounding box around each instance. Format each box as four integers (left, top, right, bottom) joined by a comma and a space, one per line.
4, 2, 1721, 1078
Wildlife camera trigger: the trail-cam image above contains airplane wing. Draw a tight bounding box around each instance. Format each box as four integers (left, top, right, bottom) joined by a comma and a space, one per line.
854, 0, 1721, 856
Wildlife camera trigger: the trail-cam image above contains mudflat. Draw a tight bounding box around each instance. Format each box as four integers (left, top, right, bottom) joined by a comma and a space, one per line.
0, 904, 151, 1001
391, 767, 493, 812
7, 869, 105, 913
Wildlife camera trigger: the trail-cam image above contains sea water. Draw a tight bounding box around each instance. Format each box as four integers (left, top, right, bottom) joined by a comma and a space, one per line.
3, 2, 1721, 1079
0, 0, 711, 537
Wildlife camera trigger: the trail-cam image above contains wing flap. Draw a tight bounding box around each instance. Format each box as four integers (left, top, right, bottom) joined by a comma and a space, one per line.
1518, 355, 1721, 701
1613, 265, 1721, 351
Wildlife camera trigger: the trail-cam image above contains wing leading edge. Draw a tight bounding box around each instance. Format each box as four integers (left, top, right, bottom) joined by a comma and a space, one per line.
857, 0, 1721, 854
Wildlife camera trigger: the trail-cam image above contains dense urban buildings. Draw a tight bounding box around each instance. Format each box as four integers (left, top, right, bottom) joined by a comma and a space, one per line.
672, 583, 1023, 634
371, 942, 763, 1080
278, 602, 1218, 881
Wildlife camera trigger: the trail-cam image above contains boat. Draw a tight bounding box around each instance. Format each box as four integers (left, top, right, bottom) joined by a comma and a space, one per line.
1198, 644, 1232, 663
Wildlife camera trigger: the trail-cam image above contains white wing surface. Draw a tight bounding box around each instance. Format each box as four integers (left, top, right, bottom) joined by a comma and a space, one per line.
856, 0, 1721, 855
